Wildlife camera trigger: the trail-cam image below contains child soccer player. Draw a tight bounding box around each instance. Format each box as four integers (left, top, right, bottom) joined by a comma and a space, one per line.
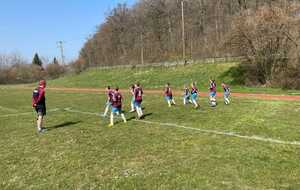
222, 82, 231, 105
164, 83, 176, 107
191, 82, 199, 108
109, 87, 127, 127
183, 84, 191, 105
129, 84, 136, 113
103, 86, 113, 117
209, 79, 217, 107
134, 83, 144, 119
32, 80, 47, 133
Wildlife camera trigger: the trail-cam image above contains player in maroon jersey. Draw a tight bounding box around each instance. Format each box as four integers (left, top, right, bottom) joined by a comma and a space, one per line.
134, 83, 144, 119
32, 80, 47, 133
164, 83, 176, 107
109, 87, 127, 127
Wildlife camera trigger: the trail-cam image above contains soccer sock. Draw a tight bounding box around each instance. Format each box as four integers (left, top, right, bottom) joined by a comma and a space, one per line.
110, 113, 114, 125
168, 100, 171, 107
192, 100, 198, 107
121, 113, 127, 123
138, 107, 143, 116
183, 99, 186, 105
37, 116, 42, 130
172, 99, 176, 105
103, 105, 109, 116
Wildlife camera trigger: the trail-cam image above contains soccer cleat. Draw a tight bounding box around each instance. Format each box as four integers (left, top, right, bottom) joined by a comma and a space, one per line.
129, 110, 136, 113
38, 128, 48, 133
108, 124, 114, 127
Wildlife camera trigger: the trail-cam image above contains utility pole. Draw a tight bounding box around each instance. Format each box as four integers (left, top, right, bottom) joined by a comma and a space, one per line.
57, 41, 65, 65
181, 0, 186, 64
140, 34, 144, 65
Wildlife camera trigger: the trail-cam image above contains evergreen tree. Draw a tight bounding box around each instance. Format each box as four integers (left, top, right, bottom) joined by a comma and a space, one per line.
32, 53, 43, 67
53, 57, 59, 65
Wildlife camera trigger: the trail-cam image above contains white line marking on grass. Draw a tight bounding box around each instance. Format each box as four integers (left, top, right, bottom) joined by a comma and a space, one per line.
0, 108, 60, 118
63, 108, 300, 146
0, 105, 18, 112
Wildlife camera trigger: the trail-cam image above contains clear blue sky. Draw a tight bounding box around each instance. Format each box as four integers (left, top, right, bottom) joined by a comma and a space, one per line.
0, 0, 136, 62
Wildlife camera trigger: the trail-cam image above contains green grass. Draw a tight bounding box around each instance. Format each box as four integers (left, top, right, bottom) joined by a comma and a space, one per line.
39, 62, 299, 95
1, 88, 300, 189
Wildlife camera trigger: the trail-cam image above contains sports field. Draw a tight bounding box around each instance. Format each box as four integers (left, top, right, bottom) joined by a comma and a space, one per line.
1, 84, 300, 189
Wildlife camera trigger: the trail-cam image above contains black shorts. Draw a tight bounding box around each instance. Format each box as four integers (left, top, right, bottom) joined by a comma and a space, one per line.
35, 105, 46, 116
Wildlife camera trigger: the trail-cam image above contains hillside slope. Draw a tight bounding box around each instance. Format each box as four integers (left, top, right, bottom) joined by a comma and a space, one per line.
50, 63, 236, 90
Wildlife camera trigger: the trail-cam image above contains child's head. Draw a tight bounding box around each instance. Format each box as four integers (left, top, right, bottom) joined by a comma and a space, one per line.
191, 82, 196, 87
107, 86, 111, 90
115, 87, 119, 92
221, 82, 226, 88
166, 83, 170, 87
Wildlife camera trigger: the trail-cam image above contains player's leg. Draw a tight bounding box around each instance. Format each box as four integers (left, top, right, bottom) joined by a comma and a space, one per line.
192, 94, 199, 108
183, 96, 187, 105
120, 109, 127, 123
130, 98, 135, 112
109, 107, 116, 127
103, 101, 110, 117
171, 97, 176, 105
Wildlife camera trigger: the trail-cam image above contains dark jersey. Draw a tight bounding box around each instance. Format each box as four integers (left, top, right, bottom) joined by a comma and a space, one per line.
191, 87, 198, 94
223, 85, 230, 93
165, 87, 172, 97
183, 88, 190, 96
32, 87, 45, 107
112, 92, 122, 108
209, 82, 216, 93
134, 87, 143, 102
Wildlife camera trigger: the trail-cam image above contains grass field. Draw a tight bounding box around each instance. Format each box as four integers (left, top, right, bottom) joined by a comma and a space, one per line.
1, 86, 300, 189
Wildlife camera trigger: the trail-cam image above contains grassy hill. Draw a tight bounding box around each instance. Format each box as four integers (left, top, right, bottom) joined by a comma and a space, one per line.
47, 62, 299, 95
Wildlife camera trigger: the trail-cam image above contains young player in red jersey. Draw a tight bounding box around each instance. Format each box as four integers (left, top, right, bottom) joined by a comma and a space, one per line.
32, 80, 47, 133
164, 83, 176, 107
134, 83, 144, 119
103, 86, 113, 117
209, 79, 217, 107
109, 87, 127, 127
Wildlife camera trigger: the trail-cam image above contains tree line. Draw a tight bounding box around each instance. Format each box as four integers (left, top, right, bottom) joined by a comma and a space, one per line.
78, 0, 300, 67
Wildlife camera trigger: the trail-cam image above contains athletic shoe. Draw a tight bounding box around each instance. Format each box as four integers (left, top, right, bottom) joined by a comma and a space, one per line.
129, 110, 136, 113
108, 124, 113, 127
38, 128, 48, 133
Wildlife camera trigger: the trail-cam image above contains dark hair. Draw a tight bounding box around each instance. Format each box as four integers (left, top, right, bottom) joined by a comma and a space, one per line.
107, 86, 111, 89
136, 82, 140, 87
115, 87, 119, 91
166, 82, 170, 86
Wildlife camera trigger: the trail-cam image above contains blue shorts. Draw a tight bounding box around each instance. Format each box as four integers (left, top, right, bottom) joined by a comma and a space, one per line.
165, 96, 172, 101
112, 107, 121, 113
191, 93, 198, 100
134, 101, 142, 108
210, 92, 216, 97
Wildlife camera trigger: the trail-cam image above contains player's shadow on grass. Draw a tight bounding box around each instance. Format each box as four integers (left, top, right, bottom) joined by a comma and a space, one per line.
126, 112, 153, 121
49, 121, 82, 130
